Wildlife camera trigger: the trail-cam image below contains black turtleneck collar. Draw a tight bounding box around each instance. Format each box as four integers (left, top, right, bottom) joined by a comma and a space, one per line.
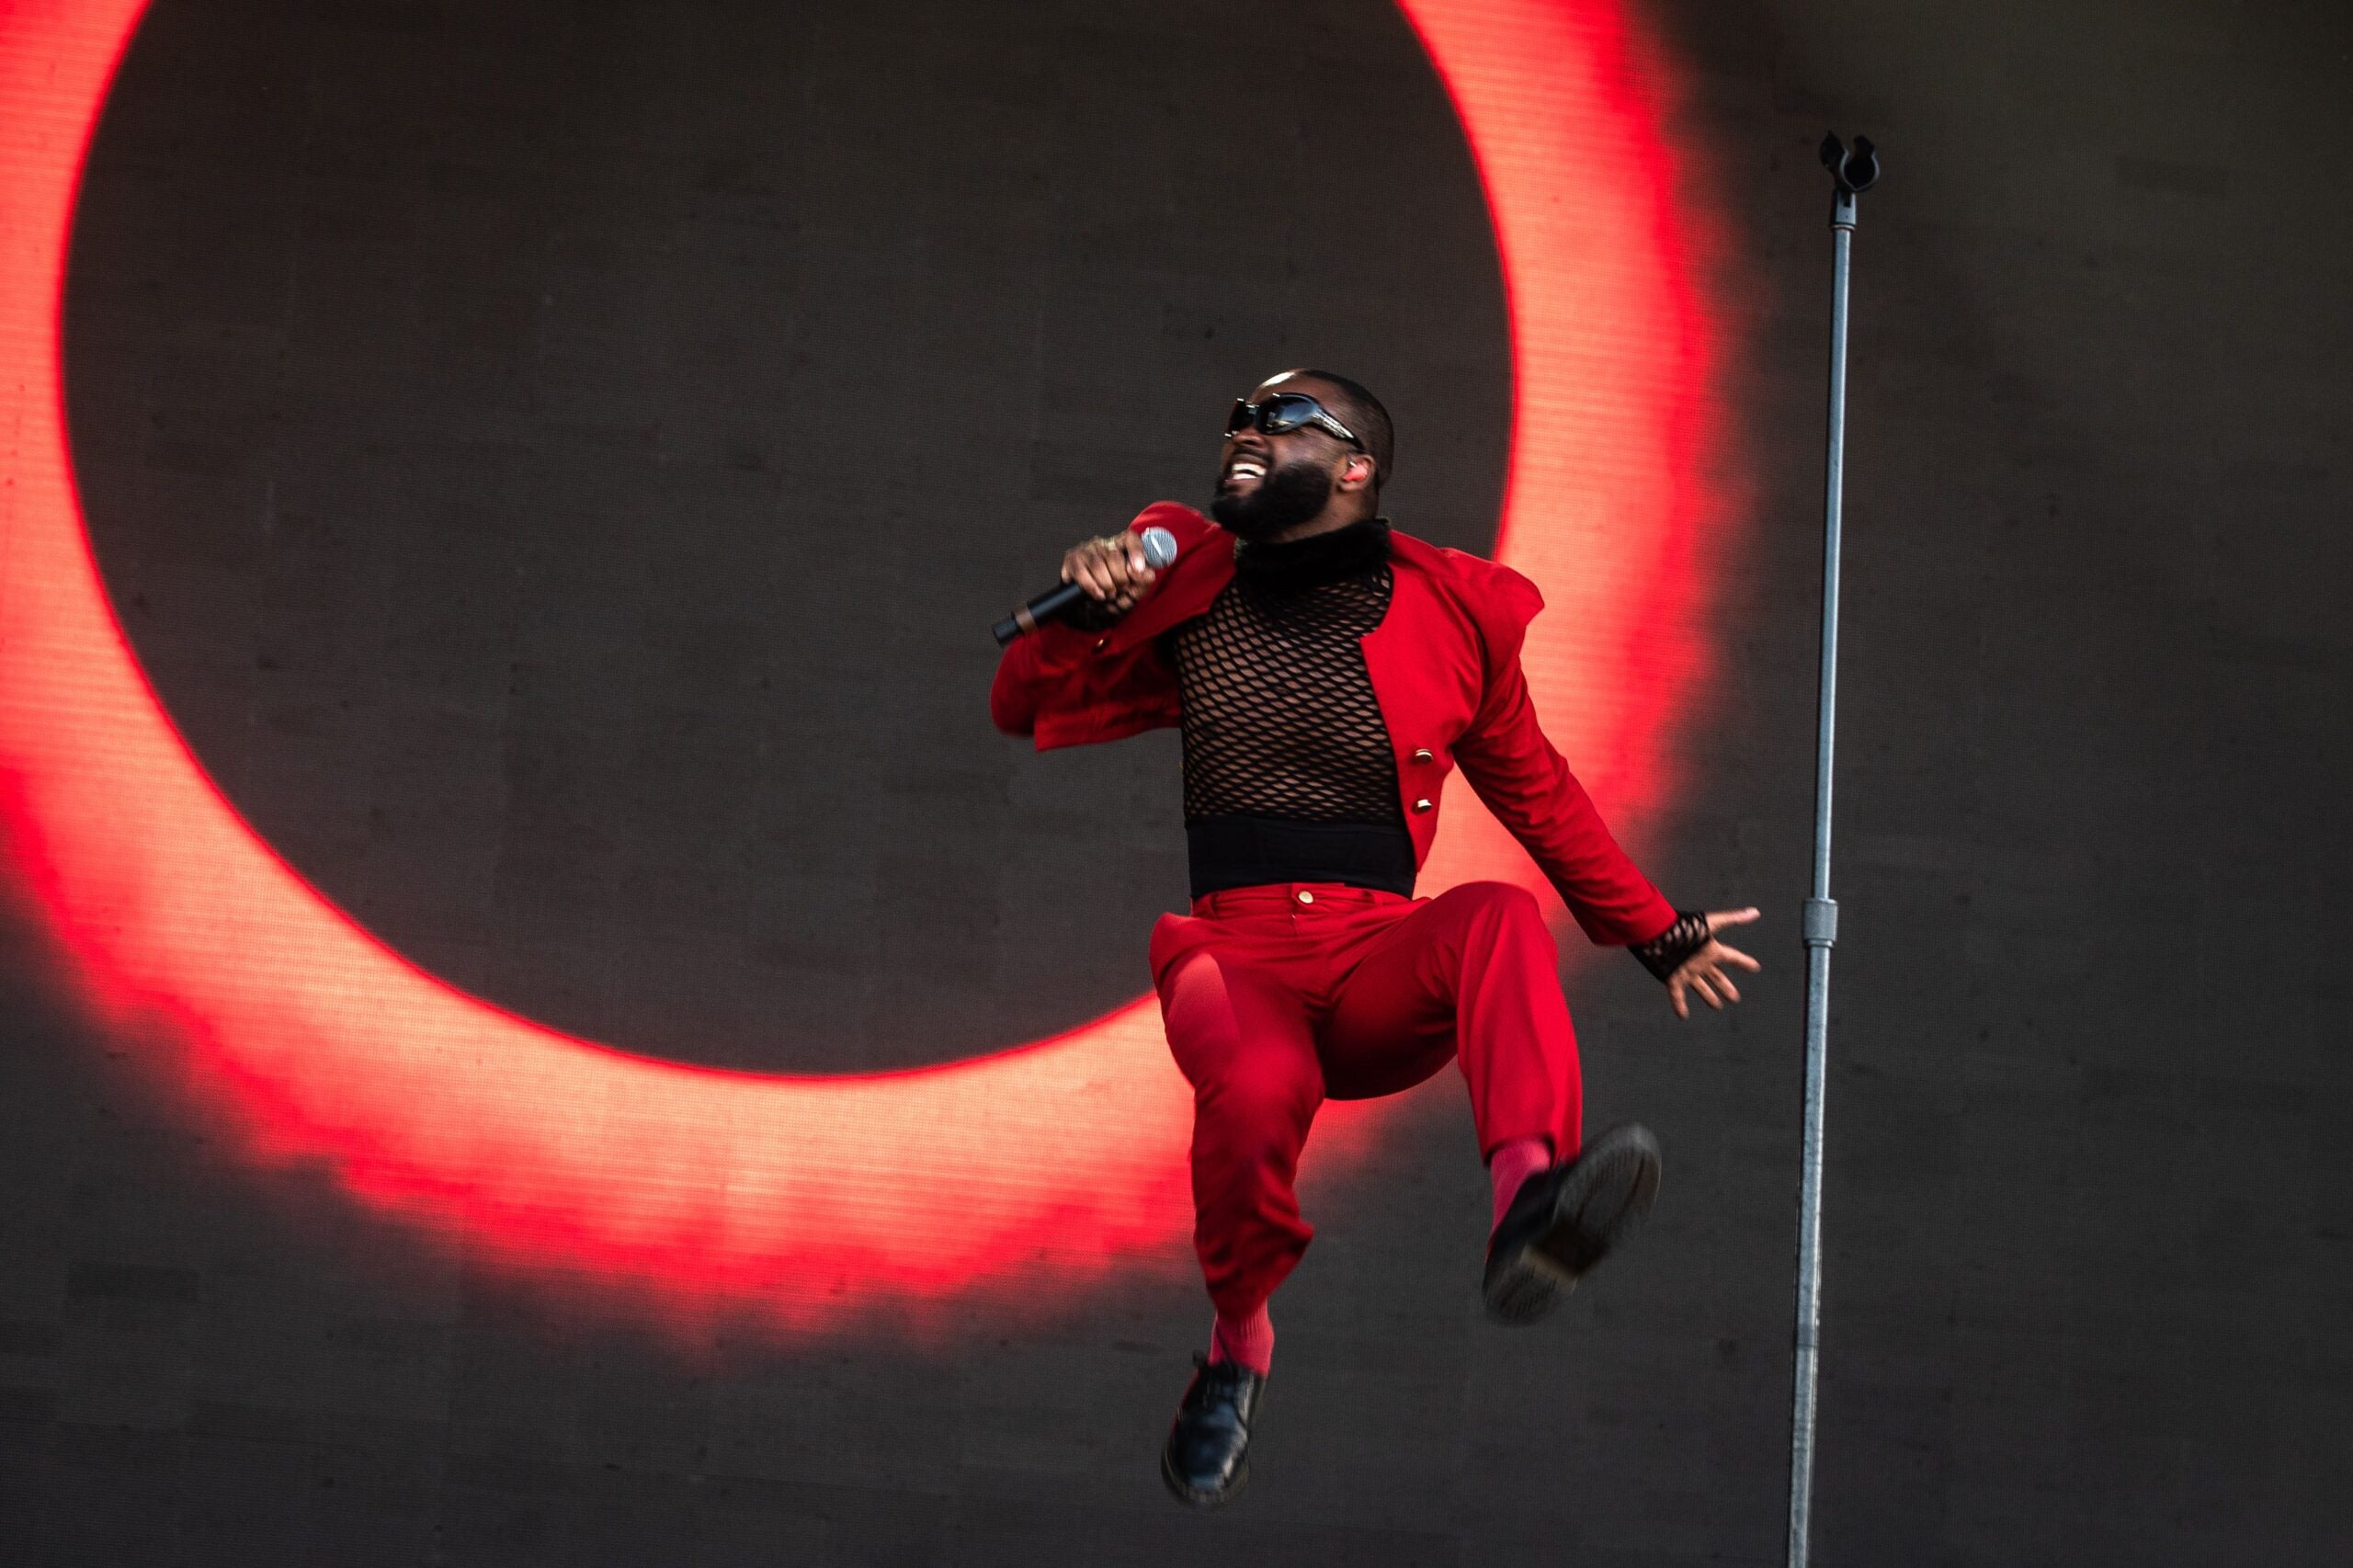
1232, 516, 1392, 592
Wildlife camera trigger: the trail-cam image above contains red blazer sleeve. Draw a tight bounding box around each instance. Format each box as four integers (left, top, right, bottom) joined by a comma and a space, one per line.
989, 618, 1099, 740
1448, 567, 1677, 948
988, 507, 1192, 750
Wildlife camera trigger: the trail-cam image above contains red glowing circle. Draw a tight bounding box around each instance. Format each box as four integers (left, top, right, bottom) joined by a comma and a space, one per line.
0, 0, 1723, 1332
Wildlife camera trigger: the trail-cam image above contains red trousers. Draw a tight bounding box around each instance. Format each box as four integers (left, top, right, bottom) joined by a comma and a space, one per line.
1148, 879, 1585, 1319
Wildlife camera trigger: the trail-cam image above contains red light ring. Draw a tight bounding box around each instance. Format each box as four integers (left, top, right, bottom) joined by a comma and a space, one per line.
0, 0, 1723, 1334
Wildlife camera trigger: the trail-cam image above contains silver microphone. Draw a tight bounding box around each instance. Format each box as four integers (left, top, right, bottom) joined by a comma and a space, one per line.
993, 525, 1179, 645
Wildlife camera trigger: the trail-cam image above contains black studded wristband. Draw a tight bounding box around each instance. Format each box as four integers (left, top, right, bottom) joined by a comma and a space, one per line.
1631, 910, 1711, 983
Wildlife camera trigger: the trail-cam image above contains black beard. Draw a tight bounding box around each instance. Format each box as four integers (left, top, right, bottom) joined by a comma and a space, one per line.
1210, 458, 1334, 541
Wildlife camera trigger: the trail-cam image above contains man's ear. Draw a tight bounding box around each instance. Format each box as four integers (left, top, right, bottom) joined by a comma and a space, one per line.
1337, 454, 1376, 493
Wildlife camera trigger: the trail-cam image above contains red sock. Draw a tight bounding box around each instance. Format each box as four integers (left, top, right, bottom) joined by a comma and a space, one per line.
1489, 1135, 1554, 1231
1208, 1304, 1274, 1375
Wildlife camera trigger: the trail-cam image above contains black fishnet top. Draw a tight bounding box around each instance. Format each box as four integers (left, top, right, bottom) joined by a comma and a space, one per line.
1150, 515, 1699, 982
1166, 517, 1415, 898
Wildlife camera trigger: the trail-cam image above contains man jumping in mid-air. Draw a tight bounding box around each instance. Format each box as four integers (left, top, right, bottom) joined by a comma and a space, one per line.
991, 369, 1758, 1507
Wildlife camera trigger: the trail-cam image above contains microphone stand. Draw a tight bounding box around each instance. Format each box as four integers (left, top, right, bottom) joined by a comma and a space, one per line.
1786, 131, 1877, 1568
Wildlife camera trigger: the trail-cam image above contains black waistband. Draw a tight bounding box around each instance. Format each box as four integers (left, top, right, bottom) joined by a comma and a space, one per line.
1185, 814, 1418, 901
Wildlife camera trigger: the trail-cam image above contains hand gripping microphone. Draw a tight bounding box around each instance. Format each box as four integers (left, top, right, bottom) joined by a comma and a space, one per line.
992, 525, 1179, 646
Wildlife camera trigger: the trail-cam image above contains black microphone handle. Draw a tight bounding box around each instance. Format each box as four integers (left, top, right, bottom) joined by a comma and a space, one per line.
991, 580, 1093, 646
992, 524, 1179, 646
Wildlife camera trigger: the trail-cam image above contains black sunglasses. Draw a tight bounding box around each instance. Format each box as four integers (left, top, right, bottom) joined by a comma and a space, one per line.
1224, 393, 1365, 451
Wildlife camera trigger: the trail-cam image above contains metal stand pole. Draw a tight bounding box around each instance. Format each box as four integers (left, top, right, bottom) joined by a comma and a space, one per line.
1786, 131, 1877, 1568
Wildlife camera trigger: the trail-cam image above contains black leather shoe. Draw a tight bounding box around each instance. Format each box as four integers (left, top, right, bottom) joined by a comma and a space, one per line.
1483, 1123, 1662, 1324
1161, 1355, 1265, 1507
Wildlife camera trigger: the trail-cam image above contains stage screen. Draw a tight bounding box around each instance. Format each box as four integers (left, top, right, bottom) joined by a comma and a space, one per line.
0, 0, 2342, 1562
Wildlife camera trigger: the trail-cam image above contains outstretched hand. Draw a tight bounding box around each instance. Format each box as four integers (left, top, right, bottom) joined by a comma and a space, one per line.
1667, 907, 1762, 1020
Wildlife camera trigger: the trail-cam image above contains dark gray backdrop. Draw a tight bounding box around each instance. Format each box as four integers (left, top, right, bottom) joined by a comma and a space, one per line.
2, 0, 2346, 1562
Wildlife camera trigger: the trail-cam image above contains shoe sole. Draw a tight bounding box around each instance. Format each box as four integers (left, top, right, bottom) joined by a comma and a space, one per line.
1483, 1125, 1662, 1325
1162, 1449, 1248, 1508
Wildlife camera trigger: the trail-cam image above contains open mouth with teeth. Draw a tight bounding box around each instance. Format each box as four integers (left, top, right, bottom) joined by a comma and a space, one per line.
1221, 457, 1268, 491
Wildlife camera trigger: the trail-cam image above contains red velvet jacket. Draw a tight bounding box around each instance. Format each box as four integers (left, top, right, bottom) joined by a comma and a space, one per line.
991, 503, 1676, 948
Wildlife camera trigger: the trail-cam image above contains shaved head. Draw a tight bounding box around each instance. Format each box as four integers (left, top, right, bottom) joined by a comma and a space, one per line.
1266, 369, 1394, 496
1214, 368, 1396, 541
